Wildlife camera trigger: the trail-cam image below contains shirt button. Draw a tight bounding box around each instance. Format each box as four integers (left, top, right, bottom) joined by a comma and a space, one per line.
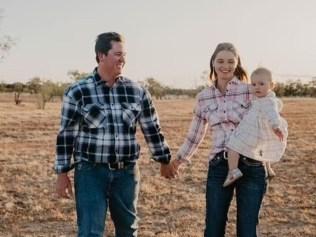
223, 110, 226, 113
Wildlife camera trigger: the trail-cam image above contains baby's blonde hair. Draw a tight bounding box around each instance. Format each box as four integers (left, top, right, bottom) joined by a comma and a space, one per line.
250, 67, 273, 82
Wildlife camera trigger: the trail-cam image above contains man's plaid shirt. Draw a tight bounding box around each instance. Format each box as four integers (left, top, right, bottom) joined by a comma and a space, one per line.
55, 69, 171, 173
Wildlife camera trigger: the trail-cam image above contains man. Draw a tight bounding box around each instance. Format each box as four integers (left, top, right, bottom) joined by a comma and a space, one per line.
55, 32, 176, 237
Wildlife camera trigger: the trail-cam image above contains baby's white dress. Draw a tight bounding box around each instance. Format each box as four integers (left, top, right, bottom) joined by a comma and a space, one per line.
227, 91, 288, 162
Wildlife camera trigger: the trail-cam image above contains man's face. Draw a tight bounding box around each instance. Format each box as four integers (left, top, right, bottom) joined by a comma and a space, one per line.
98, 41, 126, 77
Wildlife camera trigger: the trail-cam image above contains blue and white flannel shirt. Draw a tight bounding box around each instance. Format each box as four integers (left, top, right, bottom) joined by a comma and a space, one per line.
55, 69, 171, 173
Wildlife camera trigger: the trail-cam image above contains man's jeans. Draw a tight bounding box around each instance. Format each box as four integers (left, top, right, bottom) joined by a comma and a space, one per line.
74, 161, 140, 237
204, 155, 267, 237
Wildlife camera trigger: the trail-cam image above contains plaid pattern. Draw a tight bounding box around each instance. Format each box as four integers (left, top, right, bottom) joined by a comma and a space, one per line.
177, 78, 251, 162
227, 91, 288, 162
55, 68, 171, 173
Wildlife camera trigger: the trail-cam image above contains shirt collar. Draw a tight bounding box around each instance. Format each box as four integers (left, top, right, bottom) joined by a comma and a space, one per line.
210, 77, 244, 94
93, 67, 123, 87
228, 77, 244, 86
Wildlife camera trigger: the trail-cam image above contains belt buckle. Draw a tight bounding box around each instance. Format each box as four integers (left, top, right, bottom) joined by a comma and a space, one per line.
117, 161, 124, 169
108, 161, 124, 170
223, 151, 228, 160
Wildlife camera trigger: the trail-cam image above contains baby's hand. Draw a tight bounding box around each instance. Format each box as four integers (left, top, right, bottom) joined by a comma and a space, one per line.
273, 128, 284, 141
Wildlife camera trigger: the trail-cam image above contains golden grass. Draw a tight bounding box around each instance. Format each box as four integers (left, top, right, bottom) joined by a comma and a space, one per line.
0, 98, 315, 237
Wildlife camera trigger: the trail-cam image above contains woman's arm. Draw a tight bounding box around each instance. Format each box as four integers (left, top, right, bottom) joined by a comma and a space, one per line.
176, 98, 208, 163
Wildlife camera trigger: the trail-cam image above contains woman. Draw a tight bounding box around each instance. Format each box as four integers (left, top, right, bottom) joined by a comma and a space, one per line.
172, 42, 267, 237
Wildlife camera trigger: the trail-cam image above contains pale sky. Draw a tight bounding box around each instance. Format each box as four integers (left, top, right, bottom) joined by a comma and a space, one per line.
1, 0, 315, 88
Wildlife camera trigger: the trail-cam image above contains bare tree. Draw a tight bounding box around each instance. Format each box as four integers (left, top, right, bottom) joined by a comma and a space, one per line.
144, 78, 166, 99
13, 82, 24, 105
0, 10, 15, 61
68, 70, 89, 81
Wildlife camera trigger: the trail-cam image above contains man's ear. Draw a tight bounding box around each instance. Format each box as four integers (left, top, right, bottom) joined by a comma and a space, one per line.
97, 52, 105, 62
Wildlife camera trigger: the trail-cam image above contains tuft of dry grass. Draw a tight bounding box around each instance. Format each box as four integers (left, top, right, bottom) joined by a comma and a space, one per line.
0, 97, 315, 237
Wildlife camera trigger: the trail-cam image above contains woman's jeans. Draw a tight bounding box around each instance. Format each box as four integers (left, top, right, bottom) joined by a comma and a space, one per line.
204, 153, 267, 237
74, 161, 140, 237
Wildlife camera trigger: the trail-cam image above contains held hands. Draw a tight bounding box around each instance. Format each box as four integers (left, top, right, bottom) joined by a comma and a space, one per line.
56, 173, 73, 199
273, 127, 284, 141
160, 159, 182, 179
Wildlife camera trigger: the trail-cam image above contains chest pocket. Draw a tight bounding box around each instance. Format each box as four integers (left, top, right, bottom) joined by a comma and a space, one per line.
204, 103, 220, 126
81, 104, 108, 128
121, 103, 141, 127
230, 100, 250, 122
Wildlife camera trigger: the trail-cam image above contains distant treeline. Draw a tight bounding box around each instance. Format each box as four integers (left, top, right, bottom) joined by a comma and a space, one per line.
1, 72, 316, 109
273, 80, 316, 97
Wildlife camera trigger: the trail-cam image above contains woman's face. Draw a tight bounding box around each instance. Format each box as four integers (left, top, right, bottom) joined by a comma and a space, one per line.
213, 50, 238, 82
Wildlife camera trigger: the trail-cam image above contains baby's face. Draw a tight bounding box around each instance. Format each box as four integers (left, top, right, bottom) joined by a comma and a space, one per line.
251, 74, 273, 98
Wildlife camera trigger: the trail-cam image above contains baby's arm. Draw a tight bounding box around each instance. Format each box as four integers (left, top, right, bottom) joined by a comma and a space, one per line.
272, 127, 284, 141
260, 98, 284, 141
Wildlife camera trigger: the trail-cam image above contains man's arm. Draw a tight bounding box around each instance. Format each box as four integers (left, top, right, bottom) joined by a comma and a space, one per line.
55, 88, 81, 198
138, 88, 171, 163
55, 90, 80, 173
138, 88, 177, 178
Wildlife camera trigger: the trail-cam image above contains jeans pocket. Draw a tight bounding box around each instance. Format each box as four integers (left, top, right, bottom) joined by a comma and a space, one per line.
76, 161, 95, 171
209, 156, 223, 167
125, 164, 140, 181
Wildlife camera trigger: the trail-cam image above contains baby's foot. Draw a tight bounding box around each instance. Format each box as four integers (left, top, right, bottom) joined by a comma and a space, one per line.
223, 168, 243, 187
267, 167, 276, 179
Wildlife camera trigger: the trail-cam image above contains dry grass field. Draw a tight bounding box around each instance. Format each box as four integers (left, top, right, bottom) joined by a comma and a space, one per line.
0, 95, 315, 237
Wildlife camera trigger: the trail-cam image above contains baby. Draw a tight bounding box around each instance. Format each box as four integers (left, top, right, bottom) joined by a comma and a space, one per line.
223, 67, 288, 187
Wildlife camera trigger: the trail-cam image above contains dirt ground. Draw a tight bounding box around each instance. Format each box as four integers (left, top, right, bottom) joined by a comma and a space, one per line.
0, 97, 315, 237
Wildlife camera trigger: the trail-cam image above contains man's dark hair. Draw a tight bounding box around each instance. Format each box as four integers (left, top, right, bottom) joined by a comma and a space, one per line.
95, 32, 124, 63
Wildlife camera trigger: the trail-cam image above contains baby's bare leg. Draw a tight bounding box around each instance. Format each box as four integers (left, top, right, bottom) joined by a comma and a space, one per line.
223, 149, 243, 187
266, 162, 276, 178
228, 149, 240, 171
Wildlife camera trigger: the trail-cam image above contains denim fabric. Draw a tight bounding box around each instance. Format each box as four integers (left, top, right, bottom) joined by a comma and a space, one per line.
204, 156, 266, 237
74, 161, 140, 237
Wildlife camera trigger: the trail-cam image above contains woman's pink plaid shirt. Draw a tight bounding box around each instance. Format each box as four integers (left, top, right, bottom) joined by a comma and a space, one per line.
177, 78, 251, 162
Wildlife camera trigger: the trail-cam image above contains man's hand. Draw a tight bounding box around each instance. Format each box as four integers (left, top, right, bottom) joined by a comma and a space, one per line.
160, 162, 179, 179
273, 128, 284, 141
56, 173, 73, 199
170, 159, 182, 172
